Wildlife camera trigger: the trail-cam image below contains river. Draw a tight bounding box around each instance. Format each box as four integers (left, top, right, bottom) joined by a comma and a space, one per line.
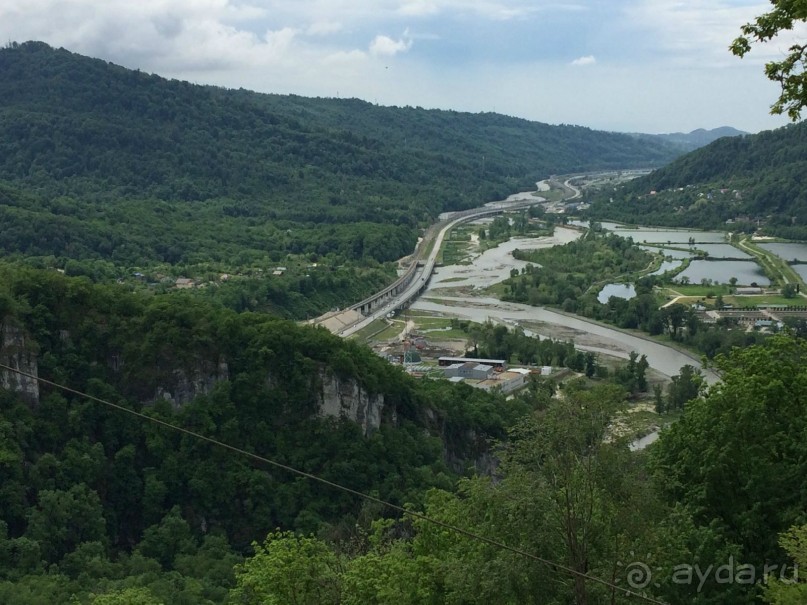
413, 226, 719, 384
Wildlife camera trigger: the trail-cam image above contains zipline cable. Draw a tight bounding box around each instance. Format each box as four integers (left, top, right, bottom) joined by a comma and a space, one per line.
0, 361, 668, 605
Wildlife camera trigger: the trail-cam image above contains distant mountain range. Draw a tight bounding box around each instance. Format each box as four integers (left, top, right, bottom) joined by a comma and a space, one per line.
0, 42, 679, 208
628, 126, 748, 152
0, 40, 685, 309
588, 122, 807, 239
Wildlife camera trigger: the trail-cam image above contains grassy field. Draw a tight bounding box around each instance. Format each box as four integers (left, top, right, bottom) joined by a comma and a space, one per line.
405, 315, 453, 329
348, 318, 390, 341
723, 295, 805, 307
351, 311, 477, 343
373, 321, 409, 340
659, 290, 804, 309
664, 283, 732, 297
440, 240, 474, 265
436, 225, 476, 265
403, 312, 476, 339
658, 294, 703, 307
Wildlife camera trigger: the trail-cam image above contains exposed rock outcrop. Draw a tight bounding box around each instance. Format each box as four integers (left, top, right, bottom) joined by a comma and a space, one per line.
317, 370, 391, 436
0, 320, 40, 405
154, 357, 229, 408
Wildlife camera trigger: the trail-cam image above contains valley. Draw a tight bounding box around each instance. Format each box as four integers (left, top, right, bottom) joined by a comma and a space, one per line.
349, 171, 807, 377
2, 39, 807, 605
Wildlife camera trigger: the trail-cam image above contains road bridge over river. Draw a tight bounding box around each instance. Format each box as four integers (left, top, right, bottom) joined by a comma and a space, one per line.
311, 200, 540, 337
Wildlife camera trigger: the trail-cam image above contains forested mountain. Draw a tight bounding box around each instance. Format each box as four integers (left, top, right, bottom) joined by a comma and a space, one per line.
629, 126, 747, 152
0, 264, 531, 602
0, 41, 677, 206
0, 41, 681, 315
587, 122, 807, 238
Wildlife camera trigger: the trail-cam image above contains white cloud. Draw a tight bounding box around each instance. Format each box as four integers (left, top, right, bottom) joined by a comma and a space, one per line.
398, 0, 439, 17
324, 49, 368, 65
264, 27, 297, 53
0, 0, 797, 133
571, 55, 596, 66
622, 0, 807, 66
306, 21, 343, 36
370, 33, 413, 56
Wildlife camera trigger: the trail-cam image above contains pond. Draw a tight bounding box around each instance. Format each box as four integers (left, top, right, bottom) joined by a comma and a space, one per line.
641, 246, 694, 259
630, 431, 660, 451
689, 243, 752, 259
597, 283, 636, 303
793, 265, 807, 282
758, 242, 807, 263
649, 259, 684, 276
620, 229, 727, 244
676, 260, 770, 286
588, 222, 728, 244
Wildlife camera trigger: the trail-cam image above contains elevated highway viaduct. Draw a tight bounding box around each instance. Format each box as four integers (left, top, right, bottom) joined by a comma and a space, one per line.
332, 201, 538, 337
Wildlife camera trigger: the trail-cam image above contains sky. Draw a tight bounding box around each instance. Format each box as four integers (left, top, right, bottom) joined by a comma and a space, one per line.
2, 0, 805, 134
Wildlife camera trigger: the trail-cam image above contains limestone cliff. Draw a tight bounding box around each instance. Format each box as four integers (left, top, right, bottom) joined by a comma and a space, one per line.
0, 320, 40, 405
316, 370, 392, 436
154, 357, 230, 408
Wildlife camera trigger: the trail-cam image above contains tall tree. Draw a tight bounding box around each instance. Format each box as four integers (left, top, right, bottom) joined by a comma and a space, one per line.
731, 2, 807, 120
651, 335, 807, 565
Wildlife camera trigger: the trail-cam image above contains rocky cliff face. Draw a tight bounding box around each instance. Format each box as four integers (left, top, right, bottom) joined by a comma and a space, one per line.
154, 357, 230, 408
316, 370, 392, 436
0, 320, 40, 405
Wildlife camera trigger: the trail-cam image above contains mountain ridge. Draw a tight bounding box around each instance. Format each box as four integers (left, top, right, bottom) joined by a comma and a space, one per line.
586, 122, 807, 238
626, 126, 747, 152
0, 41, 687, 315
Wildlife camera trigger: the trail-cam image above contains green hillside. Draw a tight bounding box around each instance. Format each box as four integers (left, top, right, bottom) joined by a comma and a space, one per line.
586, 122, 807, 238
0, 42, 680, 316
0, 42, 677, 206
0, 263, 530, 601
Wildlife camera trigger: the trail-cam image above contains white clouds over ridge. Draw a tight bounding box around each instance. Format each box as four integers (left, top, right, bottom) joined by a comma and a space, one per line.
0, 0, 797, 132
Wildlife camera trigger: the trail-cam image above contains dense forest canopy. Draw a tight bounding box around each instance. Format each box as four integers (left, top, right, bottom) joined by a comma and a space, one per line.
2, 264, 807, 603
586, 122, 807, 238
0, 41, 682, 316
3, 34, 807, 604
0, 264, 534, 602
0, 42, 678, 208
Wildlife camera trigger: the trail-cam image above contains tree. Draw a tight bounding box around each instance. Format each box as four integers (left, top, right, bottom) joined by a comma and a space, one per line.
661, 304, 686, 339
584, 351, 597, 378
135, 507, 196, 570
651, 336, 807, 564
763, 524, 807, 604
25, 484, 107, 564
90, 587, 164, 605
230, 531, 341, 605
665, 364, 703, 412
653, 383, 665, 413
731, 3, 807, 120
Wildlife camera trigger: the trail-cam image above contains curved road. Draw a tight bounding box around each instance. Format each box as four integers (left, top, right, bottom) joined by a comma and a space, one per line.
338, 205, 518, 337
334, 175, 720, 384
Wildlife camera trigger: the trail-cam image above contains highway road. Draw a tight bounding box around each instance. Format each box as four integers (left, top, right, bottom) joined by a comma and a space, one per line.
337, 206, 506, 337
336, 200, 545, 337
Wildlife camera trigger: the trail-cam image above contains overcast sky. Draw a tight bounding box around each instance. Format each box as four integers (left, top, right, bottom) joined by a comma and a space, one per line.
2, 0, 804, 134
